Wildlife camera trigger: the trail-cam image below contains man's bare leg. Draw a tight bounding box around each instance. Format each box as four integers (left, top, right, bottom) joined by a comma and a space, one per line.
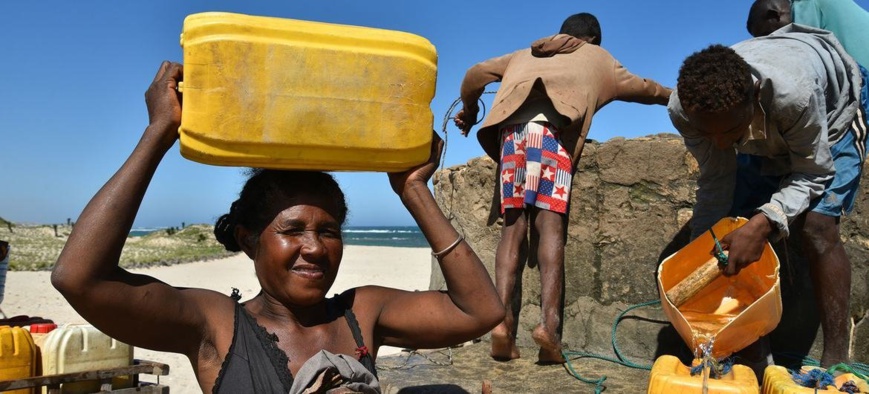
801, 212, 851, 367
491, 208, 527, 360
530, 208, 566, 364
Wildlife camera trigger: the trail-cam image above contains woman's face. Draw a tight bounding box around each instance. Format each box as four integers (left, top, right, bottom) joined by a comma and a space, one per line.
251, 193, 344, 307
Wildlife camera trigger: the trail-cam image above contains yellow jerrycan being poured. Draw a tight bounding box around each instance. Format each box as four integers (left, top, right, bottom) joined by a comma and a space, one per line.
658, 217, 782, 360
178, 12, 438, 171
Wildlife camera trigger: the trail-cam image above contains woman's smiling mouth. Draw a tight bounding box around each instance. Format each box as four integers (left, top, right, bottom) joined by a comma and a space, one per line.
291, 263, 325, 279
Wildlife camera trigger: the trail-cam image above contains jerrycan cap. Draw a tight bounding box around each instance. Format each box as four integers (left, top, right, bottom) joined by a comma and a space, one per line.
30, 323, 57, 333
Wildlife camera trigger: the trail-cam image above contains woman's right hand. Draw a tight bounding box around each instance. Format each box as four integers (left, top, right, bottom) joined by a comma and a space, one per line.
388, 131, 443, 196
144, 61, 184, 149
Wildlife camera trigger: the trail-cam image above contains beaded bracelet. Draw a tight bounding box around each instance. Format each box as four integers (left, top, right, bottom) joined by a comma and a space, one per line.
432, 235, 464, 258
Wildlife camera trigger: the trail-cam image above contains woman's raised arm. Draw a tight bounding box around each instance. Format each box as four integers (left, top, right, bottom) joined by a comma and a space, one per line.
372, 132, 504, 349
52, 62, 223, 355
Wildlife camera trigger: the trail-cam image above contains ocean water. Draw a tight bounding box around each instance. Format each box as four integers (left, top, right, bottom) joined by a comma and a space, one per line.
342, 226, 427, 248
130, 226, 428, 248
129, 228, 166, 237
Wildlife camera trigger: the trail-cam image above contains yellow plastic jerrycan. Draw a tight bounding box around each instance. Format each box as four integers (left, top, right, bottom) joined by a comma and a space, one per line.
658, 217, 782, 360
178, 12, 438, 171
0, 326, 36, 394
648, 355, 759, 394
762, 365, 869, 393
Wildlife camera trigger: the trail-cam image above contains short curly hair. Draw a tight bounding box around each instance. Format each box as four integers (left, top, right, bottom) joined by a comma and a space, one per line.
677, 44, 754, 113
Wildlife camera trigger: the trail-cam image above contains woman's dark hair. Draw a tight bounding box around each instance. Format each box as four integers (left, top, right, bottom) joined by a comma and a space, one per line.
559, 13, 602, 45
214, 170, 348, 252
676, 44, 754, 113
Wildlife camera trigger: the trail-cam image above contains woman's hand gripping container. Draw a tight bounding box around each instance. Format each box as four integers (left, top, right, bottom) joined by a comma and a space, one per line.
648, 217, 782, 393
178, 12, 438, 171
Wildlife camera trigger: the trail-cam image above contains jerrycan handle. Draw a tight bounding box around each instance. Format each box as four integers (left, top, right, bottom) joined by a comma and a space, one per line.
175, 31, 184, 94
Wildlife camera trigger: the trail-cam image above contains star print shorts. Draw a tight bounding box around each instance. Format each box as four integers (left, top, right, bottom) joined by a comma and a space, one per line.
499, 121, 573, 215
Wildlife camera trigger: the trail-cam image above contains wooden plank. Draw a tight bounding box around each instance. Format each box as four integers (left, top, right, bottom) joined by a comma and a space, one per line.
0, 360, 169, 390
100, 384, 170, 393
665, 254, 726, 307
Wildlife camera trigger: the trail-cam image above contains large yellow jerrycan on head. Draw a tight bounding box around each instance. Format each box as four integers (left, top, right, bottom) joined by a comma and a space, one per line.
178, 12, 437, 171
658, 217, 782, 360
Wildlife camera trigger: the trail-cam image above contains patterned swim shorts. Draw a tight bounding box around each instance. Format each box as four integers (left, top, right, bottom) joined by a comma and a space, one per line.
499, 122, 573, 214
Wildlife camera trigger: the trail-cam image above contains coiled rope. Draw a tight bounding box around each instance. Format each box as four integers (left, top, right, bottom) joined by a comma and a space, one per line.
562, 299, 662, 393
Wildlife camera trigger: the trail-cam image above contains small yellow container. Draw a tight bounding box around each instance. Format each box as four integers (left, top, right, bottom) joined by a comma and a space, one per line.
648, 355, 759, 394
40, 324, 133, 393
179, 12, 438, 171
658, 217, 782, 359
762, 365, 869, 393
0, 326, 36, 394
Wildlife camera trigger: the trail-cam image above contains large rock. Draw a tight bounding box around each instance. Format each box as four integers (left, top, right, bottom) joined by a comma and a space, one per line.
431, 133, 869, 365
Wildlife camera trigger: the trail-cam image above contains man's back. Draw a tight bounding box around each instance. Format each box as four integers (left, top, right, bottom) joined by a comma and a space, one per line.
464, 34, 670, 163
793, 0, 869, 66
481, 40, 623, 131
733, 24, 860, 144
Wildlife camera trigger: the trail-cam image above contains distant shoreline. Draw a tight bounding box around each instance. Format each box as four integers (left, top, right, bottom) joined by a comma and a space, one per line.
0, 222, 231, 271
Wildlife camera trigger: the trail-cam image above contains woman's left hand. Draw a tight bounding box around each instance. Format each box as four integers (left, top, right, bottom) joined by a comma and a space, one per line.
388, 131, 444, 195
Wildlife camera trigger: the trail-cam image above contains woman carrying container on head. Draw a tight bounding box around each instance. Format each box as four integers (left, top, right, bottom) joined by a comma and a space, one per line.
51, 61, 504, 393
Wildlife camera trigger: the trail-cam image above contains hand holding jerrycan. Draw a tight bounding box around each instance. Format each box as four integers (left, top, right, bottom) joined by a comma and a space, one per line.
657, 217, 782, 360
177, 12, 438, 171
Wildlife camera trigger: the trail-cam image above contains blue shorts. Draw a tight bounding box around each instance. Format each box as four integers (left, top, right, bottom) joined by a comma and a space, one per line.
731, 65, 869, 218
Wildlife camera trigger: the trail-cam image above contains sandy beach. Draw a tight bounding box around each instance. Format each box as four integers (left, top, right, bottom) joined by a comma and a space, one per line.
2, 245, 433, 394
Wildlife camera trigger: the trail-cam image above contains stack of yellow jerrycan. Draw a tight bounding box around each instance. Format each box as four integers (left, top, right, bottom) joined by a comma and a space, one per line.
0, 326, 36, 394
178, 12, 438, 171
650, 217, 783, 393
40, 324, 134, 393
763, 365, 869, 393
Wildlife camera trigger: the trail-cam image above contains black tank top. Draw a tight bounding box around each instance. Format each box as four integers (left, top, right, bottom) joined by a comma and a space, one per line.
213, 299, 377, 393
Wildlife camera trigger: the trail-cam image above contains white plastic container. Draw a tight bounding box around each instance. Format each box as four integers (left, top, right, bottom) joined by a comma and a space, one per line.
40, 324, 133, 393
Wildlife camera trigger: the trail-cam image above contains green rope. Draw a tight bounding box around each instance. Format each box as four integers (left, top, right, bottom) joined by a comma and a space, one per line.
611, 299, 661, 370
562, 354, 607, 394
562, 299, 662, 392
775, 353, 869, 379
827, 363, 869, 384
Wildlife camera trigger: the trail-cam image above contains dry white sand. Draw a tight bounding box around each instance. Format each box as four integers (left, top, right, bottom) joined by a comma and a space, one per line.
2, 245, 432, 394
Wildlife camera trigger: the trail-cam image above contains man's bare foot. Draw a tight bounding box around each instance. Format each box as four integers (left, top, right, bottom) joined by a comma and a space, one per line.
490, 324, 520, 361
532, 324, 564, 364
481, 379, 493, 394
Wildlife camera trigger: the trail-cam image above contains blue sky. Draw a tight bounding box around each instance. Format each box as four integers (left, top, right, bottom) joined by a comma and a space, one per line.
3, 1, 860, 228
